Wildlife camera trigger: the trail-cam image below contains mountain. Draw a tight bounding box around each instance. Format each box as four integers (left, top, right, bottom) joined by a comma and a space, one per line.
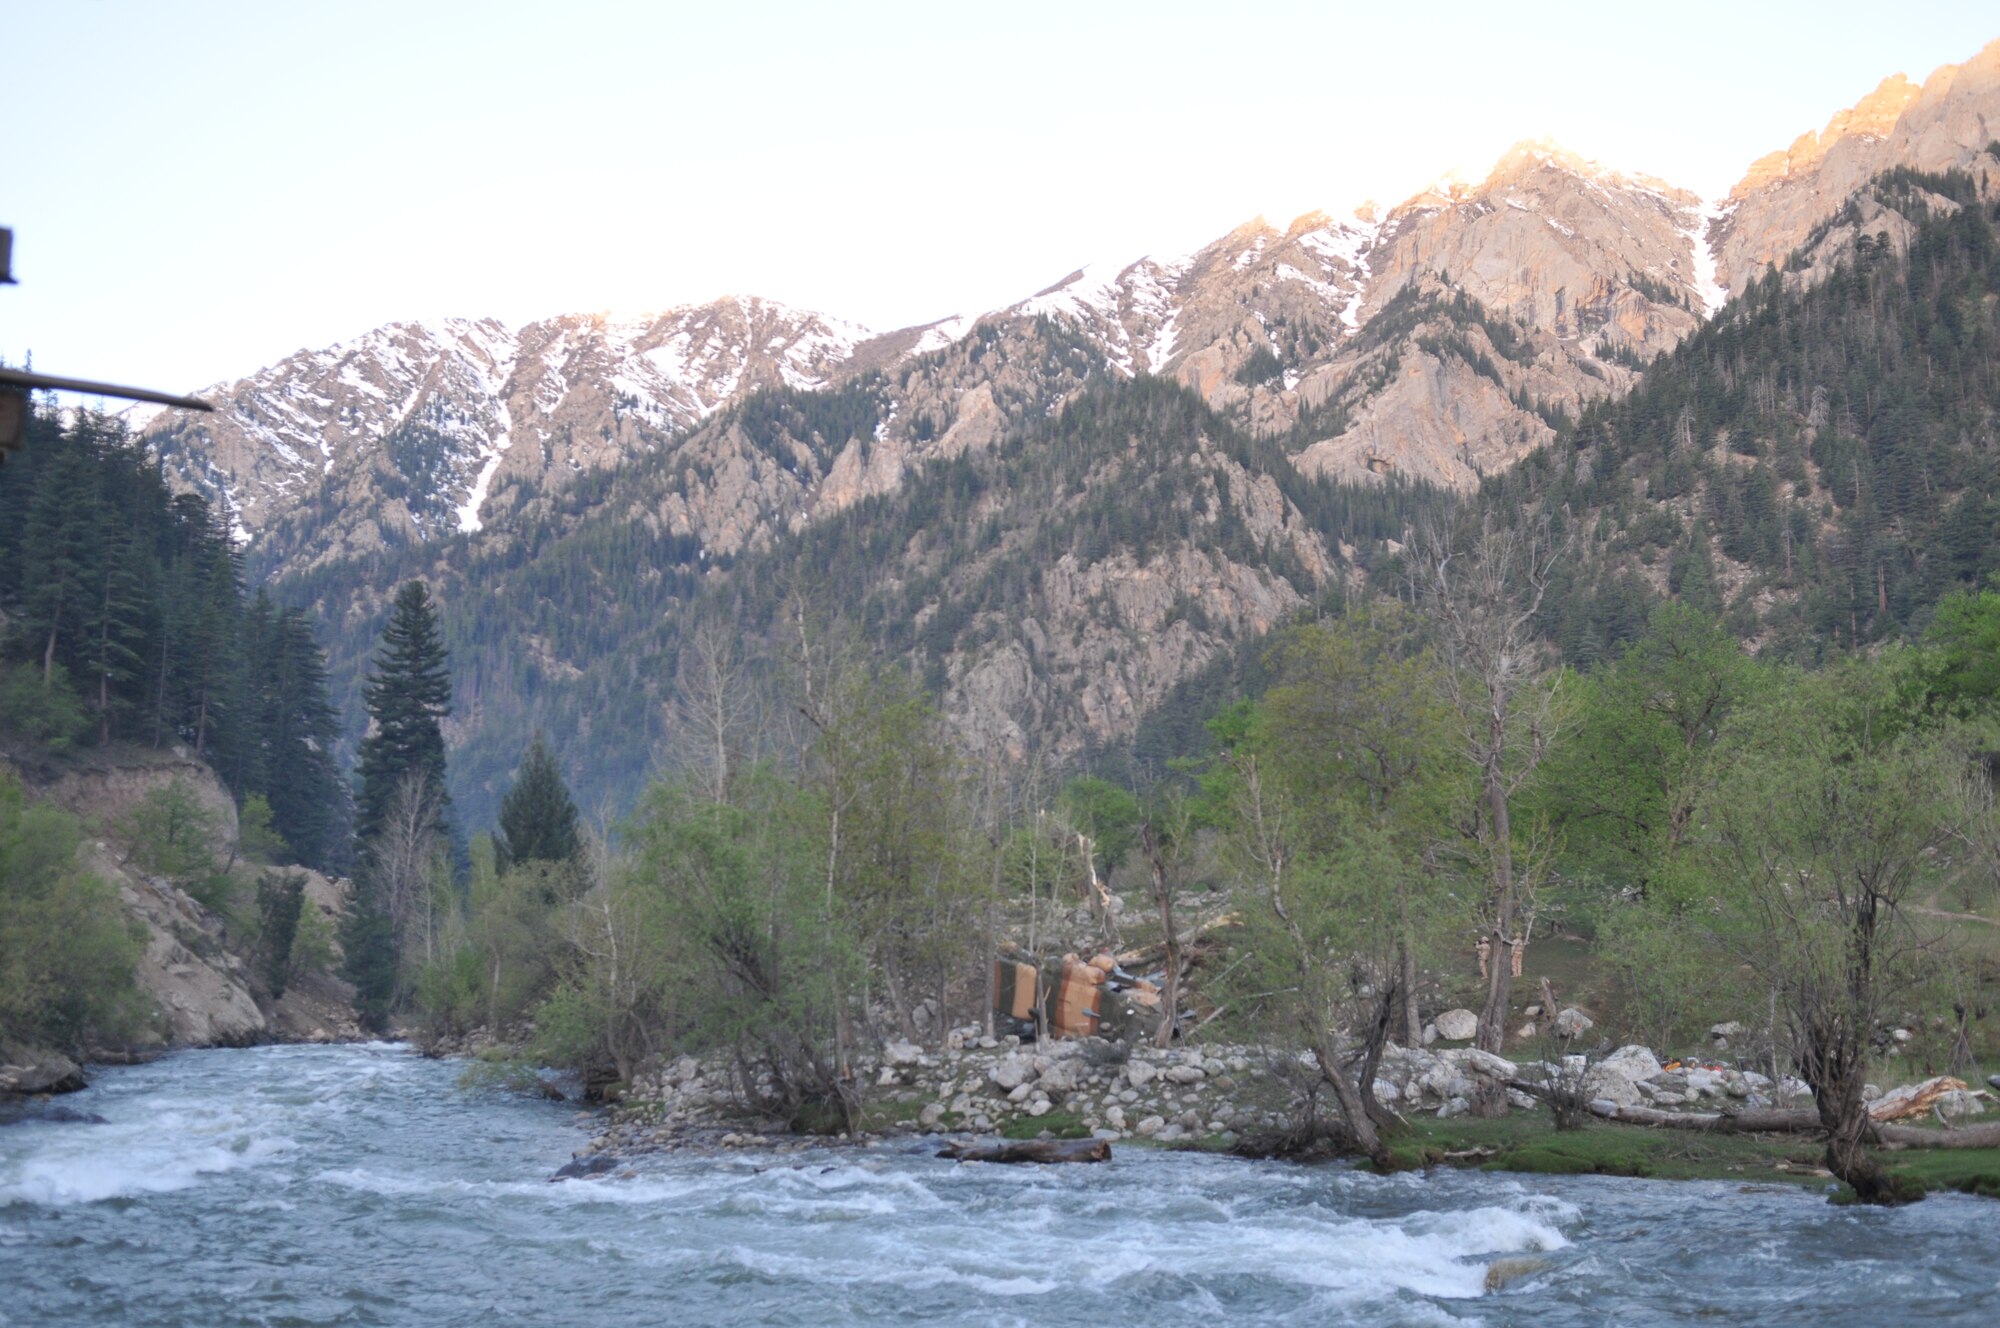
142, 300, 881, 575
1714, 40, 2000, 299
144, 134, 1725, 571
133, 37, 2000, 829
1492, 161, 2000, 668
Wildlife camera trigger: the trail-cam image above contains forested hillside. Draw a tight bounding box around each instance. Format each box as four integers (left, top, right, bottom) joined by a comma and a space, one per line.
1485, 163, 2000, 665
277, 374, 1452, 826
0, 408, 350, 871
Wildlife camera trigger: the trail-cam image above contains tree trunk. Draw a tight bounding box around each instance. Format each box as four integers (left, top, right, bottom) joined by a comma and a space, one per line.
1144, 827, 1181, 1050
939, 1138, 1110, 1164
1357, 974, 1401, 1133
1399, 936, 1422, 1048
1311, 1040, 1391, 1170
1476, 734, 1515, 1060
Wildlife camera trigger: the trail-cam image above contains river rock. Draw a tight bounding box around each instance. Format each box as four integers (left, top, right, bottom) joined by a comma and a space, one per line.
1583, 1070, 1644, 1108
1552, 1008, 1594, 1039
1938, 1090, 1987, 1118
1136, 1114, 1165, 1136
1442, 1047, 1516, 1082
0, 1047, 86, 1096
1125, 1061, 1158, 1089
1583, 1048, 1661, 1107
551, 1154, 618, 1181
990, 1054, 1034, 1091
1485, 1257, 1548, 1292
1037, 1058, 1083, 1095
1434, 1009, 1479, 1041
1163, 1065, 1206, 1085
1599, 1045, 1664, 1082
883, 1040, 924, 1068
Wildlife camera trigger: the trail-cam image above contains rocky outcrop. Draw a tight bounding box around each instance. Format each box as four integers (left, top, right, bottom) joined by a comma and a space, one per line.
1715, 39, 2000, 299
0, 1046, 87, 1096
143, 298, 872, 573
11, 747, 360, 1058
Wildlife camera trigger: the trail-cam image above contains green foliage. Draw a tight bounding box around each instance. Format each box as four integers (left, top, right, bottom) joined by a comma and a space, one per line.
1233, 345, 1284, 387
237, 793, 288, 865
255, 870, 307, 999
354, 580, 452, 844
0, 773, 146, 1050
0, 662, 89, 752
1056, 776, 1139, 879
289, 888, 336, 980
1914, 581, 2000, 717
1588, 902, 1735, 1052
1535, 603, 1760, 901
496, 733, 582, 868
120, 778, 231, 912
0, 408, 349, 871
339, 882, 399, 1031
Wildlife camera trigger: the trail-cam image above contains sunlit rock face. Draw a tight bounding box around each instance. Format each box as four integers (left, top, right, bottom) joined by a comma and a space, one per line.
1714, 39, 2000, 299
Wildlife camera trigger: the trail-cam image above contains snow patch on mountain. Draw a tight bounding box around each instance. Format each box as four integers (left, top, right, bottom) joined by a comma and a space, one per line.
1684, 200, 1732, 317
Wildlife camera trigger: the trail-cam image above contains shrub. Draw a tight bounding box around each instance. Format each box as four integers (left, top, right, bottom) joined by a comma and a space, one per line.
0, 663, 89, 754
0, 773, 147, 1049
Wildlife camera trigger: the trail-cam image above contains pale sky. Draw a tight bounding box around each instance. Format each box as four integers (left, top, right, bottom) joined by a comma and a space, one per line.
5, 1, 1996, 394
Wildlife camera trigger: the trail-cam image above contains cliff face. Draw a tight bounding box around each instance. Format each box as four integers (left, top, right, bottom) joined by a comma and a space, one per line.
1714, 39, 2000, 298
141, 132, 1727, 572
147, 40, 2000, 570
144, 299, 871, 575
12, 748, 360, 1053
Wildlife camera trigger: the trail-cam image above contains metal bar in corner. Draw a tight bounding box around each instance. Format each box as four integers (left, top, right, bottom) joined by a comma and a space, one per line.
0, 366, 212, 411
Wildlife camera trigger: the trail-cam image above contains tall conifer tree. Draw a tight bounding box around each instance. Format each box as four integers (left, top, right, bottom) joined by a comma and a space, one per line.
353, 581, 452, 843
496, 733, 582, 869
346, 580, 452, 1024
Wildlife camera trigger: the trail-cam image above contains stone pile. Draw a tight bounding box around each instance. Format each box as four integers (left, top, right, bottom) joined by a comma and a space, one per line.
593, 1028, 1989, 1162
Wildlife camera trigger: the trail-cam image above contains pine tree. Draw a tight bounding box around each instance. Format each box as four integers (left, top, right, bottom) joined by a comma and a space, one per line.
346, 580, 452, 1023
354, 581, 452, 843
495, 732, 582, 869
246, 600, 349, 872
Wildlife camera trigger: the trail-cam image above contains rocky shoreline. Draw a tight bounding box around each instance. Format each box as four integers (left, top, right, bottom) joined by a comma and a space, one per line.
551, 1024, 1993, 1170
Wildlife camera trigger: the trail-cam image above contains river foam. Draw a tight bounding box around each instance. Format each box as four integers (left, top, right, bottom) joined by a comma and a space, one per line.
2, 1044, 1997, 1326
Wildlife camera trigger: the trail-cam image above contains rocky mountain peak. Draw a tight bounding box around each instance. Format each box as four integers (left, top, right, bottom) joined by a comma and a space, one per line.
1733, 73, 1922, 198
1715, 39, 2000, 297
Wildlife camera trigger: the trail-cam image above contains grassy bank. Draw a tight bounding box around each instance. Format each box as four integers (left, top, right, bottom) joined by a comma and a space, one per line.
1368, 1114, 2000, 1198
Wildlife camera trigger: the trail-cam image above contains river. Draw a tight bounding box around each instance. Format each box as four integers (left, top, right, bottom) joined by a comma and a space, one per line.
0, 1042, 1995, 1325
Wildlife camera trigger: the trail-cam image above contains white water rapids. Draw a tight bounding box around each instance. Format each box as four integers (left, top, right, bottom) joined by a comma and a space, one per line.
1, 1043, 1997, 1325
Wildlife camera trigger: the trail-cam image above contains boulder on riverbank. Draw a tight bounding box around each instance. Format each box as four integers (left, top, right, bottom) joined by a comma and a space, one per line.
0, 1045, 87, 1097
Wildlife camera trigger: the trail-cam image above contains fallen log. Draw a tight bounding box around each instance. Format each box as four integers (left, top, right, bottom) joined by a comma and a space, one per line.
1877, 1121, 2000, 1149
1503, 1079, 1822, 1133
938, 1138, 1111, 1164
1500, 1080, 2000, 1150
